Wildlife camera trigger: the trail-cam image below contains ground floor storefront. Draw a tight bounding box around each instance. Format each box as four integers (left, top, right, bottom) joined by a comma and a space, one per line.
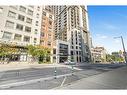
0, 53, 28, 64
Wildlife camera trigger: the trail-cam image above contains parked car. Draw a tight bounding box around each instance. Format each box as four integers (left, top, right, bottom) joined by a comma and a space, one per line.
111, 61, 115, 64
64, 60, 76, 65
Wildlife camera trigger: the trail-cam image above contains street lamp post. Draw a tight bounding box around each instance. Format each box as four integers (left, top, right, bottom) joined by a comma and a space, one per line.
114, 36, 127, 64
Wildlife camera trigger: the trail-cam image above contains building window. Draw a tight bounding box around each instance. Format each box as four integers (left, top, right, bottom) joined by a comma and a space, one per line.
27, 9, 33, 16
34, 38, 37, 43
5, 21, 14, 29
79, 46, 82, 50
40, 40, 44, 45
41, 32, 45, 37
76, 41, 78, 44
49, 15, 52, 19
8, 11, 16, 18
37, 6, 40, 11
36, 21, 39, 26
71, 51, 74, 55
47, 41, 51, 46
59, 44, 68, 56
49, 26, 52, 29
24, 36, 30, 42
53, 49, 56, 54
25, 26, 31, 33
76, 51, 78, 55
49, 20, 52, 25
16, 24, 23, 31
36, 13, 39, 18
2, 31, 12, 40
76, 46, 78, 49
42, 22, 45, 27
18, 14, 25, 21
48, 34, 52, 40
43, 11, 46, 16
0, 7, 3, 13
14, 34, 22, 41
34, 29, 38, 34
79, 51, 81, 55
19, 6, 26, 12
26, 17, 32, 24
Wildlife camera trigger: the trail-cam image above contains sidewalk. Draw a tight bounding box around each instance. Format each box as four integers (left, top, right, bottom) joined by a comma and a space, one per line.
0, 62, 55, 72
57, 66, 127, 89
0, 62, 81, 72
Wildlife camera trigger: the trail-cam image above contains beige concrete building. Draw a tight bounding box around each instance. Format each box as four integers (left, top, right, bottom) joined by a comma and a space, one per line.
0, 6, 43, 61
0, 5, 92, 64
91, 46, 107, 63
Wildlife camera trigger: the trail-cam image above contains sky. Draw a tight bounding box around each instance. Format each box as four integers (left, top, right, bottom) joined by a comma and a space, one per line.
88, 6, 127, 54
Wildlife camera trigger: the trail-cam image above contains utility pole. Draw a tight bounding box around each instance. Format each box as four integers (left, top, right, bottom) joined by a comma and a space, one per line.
121, 36, 127, 64
114, 36, 127, 64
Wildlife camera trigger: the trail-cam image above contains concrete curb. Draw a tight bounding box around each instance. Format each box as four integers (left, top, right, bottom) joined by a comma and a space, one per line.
0, 63, 82, 72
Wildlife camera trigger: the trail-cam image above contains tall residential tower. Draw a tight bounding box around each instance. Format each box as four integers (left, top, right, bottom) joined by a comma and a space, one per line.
51, 6, 91, 63
40, 6, 54, 63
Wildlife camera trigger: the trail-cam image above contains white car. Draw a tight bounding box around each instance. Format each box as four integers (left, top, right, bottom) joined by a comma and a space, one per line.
64, 61, 76, 65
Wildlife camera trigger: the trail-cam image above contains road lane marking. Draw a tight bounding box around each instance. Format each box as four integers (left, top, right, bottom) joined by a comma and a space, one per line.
60, 76, 67, 87
0, 73, 72, 89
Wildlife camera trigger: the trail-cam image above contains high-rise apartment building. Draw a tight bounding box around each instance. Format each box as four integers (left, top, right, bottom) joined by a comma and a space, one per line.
40, 6, 54, 63
0, 6, 42, 61
49, 5, 91, 63
0, 5, 92, 64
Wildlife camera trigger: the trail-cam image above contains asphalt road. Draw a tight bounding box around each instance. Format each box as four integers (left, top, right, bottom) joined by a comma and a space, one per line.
58, 65, 127, 89
0, 63, 125, 89
0, 67, 76, 84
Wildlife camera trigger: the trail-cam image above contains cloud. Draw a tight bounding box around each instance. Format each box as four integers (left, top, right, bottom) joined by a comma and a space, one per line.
114, 39, 121, 43
100, 35, 108, 39
95, 34, 108, 39
103, 23, 118, 30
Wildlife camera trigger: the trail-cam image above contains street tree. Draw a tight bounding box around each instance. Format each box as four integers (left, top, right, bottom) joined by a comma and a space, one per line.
27, 45, 51, 63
